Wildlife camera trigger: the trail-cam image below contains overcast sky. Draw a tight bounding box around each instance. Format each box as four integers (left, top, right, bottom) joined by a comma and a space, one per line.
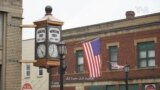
22, 0, 160, 40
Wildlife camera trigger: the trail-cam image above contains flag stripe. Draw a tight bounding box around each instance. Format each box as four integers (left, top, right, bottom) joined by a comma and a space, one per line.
88, 43, 97, 77
82, 39, 102, 78
83, 43, 93, 77
85, 43, 95, 77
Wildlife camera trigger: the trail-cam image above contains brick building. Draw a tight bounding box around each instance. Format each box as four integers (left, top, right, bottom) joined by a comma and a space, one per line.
52, 12, 160, 90
0, 0, 23, 90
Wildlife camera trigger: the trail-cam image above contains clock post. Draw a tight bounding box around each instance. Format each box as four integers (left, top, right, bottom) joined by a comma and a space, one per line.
34, 5, 63, 67
33, 5, 64, 90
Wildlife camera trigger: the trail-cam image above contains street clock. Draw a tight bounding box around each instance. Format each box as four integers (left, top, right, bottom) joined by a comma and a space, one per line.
35, 26, 61, 60
34, 5, 63, 67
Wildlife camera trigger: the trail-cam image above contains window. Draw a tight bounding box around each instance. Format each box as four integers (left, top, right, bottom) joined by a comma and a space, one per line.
89, 85, 106, 90
106, 85, 116, 90
0, 12, 4, 62
0, 12, 3, 46
38, 67, 43, 76
25, 64, 31, 77
76, 50, 84, 72
137, 41, 155, 68
109, 46, 118, 69
120, 84, 138, 90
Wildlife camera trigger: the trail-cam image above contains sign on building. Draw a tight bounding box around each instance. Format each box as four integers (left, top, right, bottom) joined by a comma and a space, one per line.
22, 83, 32, 90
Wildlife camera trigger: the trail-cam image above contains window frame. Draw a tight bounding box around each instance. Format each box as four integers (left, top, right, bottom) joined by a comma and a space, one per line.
106, 85, 116, 90
119, 84, 138, 90
76, 50, 84, 73
38, 67, 43, 76
137, 41, 155, 68
0, 12, 4, 47
109, 46, 118, 70
25, 64, 31, 77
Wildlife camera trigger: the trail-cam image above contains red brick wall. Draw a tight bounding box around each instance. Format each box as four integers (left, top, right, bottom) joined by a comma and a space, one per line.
52, 87, 75, 90
101, 29, 160, 80
52, 29, 160, 83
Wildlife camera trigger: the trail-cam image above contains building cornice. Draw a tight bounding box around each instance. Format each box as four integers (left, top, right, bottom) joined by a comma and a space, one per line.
62, 13, 160, 42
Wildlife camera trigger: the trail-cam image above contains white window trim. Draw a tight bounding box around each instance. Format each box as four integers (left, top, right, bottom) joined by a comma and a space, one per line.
38, 67, 43, 76
25, 64, 31, 78
106, 42, 120, 49
134, 37, 157, 46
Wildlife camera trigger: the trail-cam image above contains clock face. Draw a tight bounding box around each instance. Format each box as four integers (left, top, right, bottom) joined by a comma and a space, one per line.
48, 44, 58, 58
37, 44, 46, 58
48, 27, 60, 43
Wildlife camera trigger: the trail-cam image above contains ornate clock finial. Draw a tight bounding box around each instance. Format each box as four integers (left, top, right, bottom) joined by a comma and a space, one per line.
45, 5, 52, 15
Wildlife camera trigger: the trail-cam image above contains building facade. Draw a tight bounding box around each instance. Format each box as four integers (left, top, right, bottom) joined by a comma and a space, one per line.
0, 0, 23, 90
21, 39, 49, 90
52, 12, 160, 90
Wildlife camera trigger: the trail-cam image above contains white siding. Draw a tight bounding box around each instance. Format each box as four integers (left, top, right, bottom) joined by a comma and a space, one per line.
22, 39, 48, 90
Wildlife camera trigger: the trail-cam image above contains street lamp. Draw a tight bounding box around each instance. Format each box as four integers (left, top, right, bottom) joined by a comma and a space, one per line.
124, 64, 129, 90
57, 41, 67, 90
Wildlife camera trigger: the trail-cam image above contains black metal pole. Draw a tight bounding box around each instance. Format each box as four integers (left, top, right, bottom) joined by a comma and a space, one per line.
125, 71, 128, 90
60, 54, 64, 90
47, 68, 51, 90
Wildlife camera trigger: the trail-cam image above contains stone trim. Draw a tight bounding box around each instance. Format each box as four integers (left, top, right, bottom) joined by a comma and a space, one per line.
73, 47, 83, 54
106, 42, 120, 49
52, 78, 160, 87
19, 59, 37, 63
63, 21, 160, 42
134, 37, 157, 46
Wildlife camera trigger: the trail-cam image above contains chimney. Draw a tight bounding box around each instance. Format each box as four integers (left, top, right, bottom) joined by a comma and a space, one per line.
126, 11, 135, 19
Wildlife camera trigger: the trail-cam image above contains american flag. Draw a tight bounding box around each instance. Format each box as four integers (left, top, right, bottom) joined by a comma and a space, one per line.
82, 39, 102, 78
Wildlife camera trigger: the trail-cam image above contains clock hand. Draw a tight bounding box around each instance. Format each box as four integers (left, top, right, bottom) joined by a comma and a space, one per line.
41, 50, 43, 55
51, 48, 54, 56
40, 48, 44, 55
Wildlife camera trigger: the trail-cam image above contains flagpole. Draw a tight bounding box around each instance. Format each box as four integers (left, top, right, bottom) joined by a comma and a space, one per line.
75, 38, 99, 45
